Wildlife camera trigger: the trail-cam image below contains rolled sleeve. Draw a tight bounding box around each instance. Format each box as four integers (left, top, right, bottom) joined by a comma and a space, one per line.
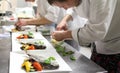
66, 7, 76, 18
72, 28, 91, 46
71, 28, 80, 44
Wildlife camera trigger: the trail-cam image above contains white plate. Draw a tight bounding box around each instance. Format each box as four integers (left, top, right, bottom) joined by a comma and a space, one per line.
20, 25, 36, 32
9, 52, 72, 73
36, 25, 55, 36
12, 31, 45, 39
12, 39, 56, 53
12, 31, 56, 53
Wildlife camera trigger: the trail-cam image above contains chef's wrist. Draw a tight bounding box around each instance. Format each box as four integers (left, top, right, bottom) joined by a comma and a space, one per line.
64, 30, 73, 39
26, 20, 29, 25
26, 19, 33, 25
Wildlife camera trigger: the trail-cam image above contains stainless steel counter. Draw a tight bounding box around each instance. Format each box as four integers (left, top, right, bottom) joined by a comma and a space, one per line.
44, 36, 107, 73
0, 37, 11, 73
0, 34, 107, 73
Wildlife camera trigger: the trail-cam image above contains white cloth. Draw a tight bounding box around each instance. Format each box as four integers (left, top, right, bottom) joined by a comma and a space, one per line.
69, 0, 120, 54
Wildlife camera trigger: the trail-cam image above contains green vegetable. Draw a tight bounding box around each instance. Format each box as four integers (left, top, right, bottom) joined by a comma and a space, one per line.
70, 55, 76, 61
38, 41, 44, 45
41, 30, 50, 33
55, 44, 66, 53
28, 31, 33, 37
54, 42, 76, 61
62, 51, 74, 56
44, 59, 51, 64
65, 51, 74, 55
44, 57, 56, 64
30, 68, 36, 72
49, 57, 56, 60
35, 41, 44, 45
62, 52, 68, 56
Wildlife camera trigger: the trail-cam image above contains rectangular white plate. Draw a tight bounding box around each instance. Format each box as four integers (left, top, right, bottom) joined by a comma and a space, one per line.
20, 25, 36, 32
12, 39, 56, 53
12, 31, 45, 40
9, 52, 72, 73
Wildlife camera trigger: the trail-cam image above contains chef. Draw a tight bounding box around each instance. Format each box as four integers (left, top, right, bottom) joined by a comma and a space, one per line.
15, 0, 86, 50
49, 0, 120, 72
15, 0, 66, 26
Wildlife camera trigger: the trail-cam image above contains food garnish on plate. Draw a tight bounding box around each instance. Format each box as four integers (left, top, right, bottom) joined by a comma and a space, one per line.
51, 39, 76, 61
20, 41, 46, 50
22, 54, 59, 72
16, 32, 34, 39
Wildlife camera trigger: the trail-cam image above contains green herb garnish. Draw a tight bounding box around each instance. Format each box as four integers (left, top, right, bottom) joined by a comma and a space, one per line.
70, 55, 76, 61
35, 41, 44, 45
28, 31, 33, 37
54, 43, 76, 61
44, 57, 56, 64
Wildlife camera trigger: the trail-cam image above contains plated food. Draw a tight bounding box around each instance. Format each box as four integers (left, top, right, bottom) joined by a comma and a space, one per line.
10, 50, 72, 73
51, 39, 76, 61
10, 32, 72, 73
22, 54, 59, 72
12, 25, 36, 32
37, 25, 52, 36
20, 41, 46, 50
16, 32, 34, 39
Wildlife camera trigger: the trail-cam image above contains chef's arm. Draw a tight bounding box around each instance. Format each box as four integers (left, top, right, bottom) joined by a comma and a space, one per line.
56, 7, 74, 30
61, 14, 73, 23
26, 17, 53, 25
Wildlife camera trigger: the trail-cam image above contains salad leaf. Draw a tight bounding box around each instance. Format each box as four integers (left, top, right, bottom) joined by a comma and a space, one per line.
54, 43, 76, 61
55, 44, 66, 53
70, 55, 76, 61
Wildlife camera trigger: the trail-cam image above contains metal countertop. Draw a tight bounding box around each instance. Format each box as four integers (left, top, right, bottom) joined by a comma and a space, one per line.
0, 30, 107, 73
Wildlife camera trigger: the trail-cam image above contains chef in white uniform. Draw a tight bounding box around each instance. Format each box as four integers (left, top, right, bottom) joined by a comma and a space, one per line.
15, 0, 70, 29
16, 0, 34, 7
15, 0, 86, 50
50, 0, 120, 72
16, 0, 86, 27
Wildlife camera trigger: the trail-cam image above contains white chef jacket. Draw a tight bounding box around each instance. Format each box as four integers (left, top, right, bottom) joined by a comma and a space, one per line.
69, 0, 120, 54
37, 0, 87, 25
16, 0, 34, 7
37, 0, 66, 23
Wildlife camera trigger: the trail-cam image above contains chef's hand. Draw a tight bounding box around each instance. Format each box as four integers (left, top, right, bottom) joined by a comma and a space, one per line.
56, 14, 72, 31
51, 30, 72, 41
52, 31, 66, 41
15, 19, 27, 27
56, 21, 68, 31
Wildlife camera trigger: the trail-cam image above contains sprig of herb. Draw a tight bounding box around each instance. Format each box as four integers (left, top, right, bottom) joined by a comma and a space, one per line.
34, 41, 44, 45
28, 31, 33, 37
70, 55, 76, 61
44, 57, 56, 64
54, 44, 76, 61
